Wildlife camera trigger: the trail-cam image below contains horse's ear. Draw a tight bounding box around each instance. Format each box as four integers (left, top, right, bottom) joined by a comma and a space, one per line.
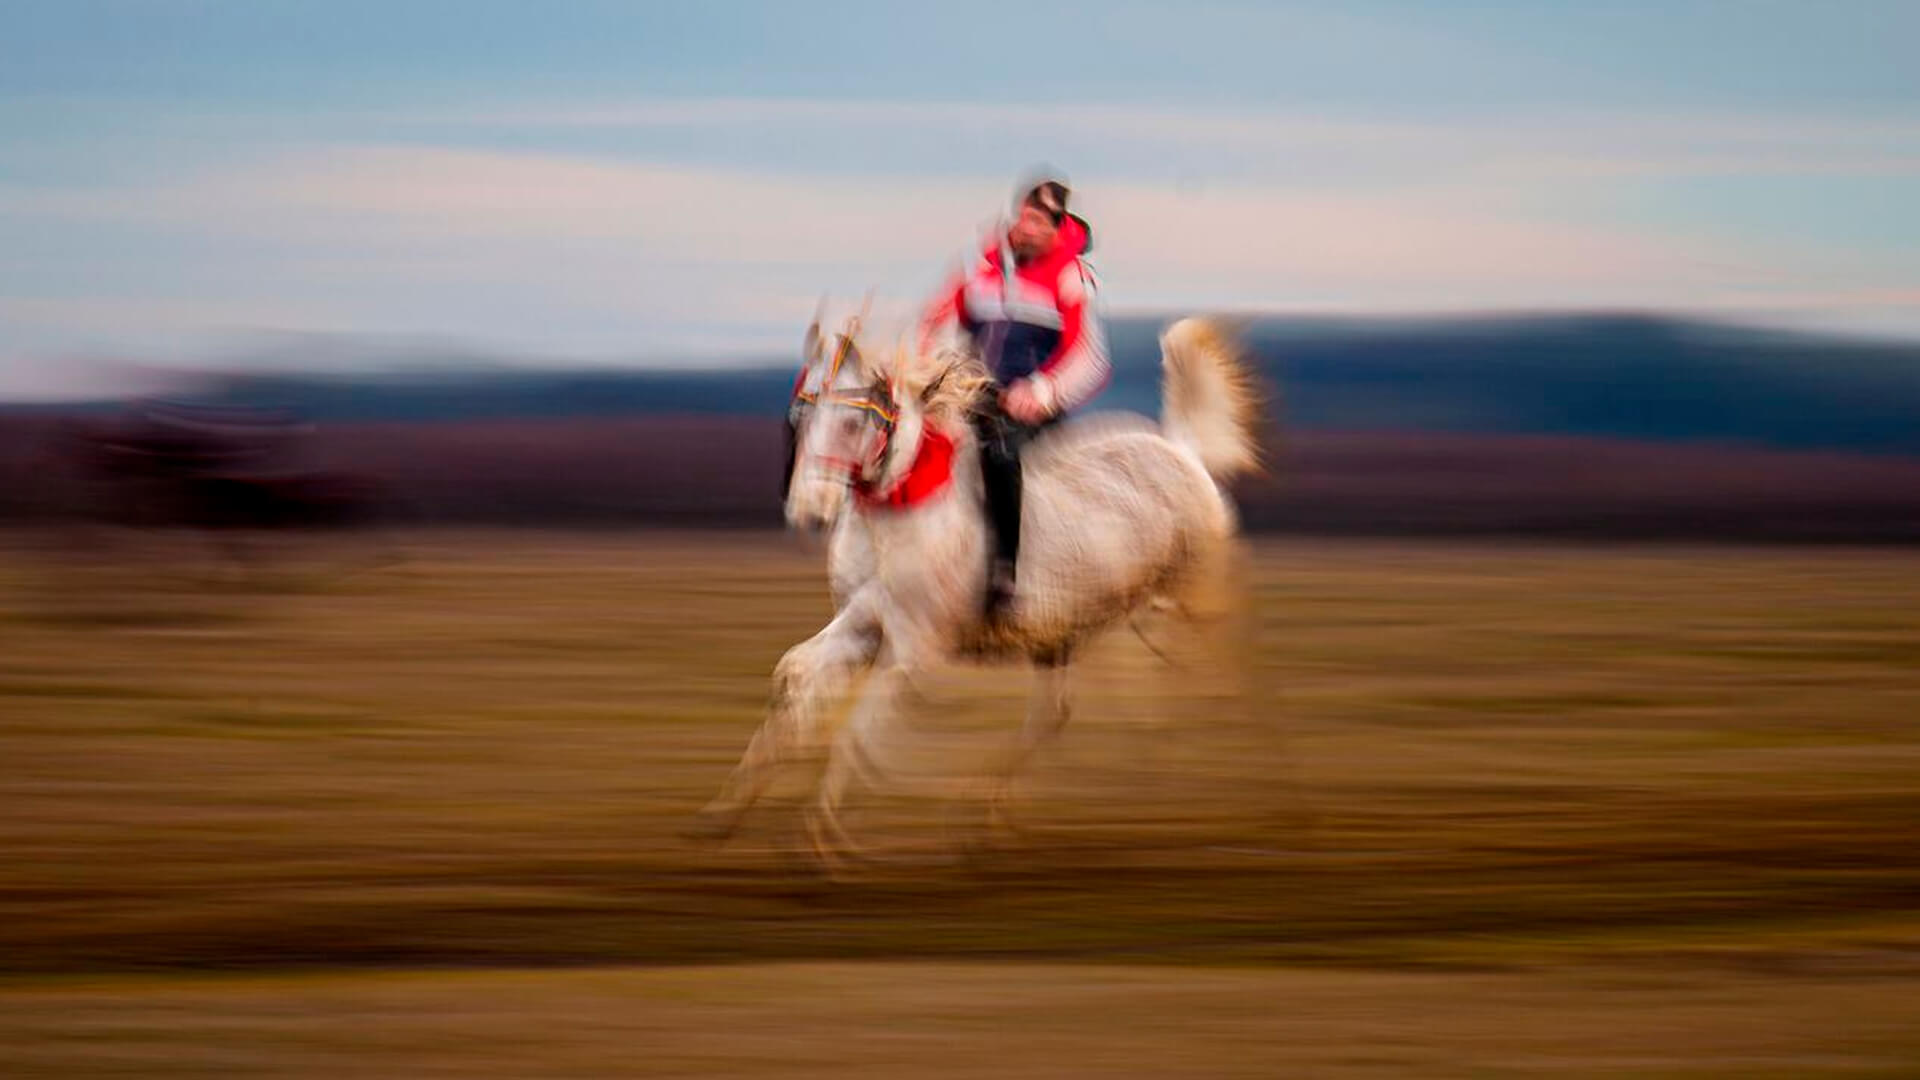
826, 315, 866, 382
848, 337, 877, 383
802, 295, 828, 367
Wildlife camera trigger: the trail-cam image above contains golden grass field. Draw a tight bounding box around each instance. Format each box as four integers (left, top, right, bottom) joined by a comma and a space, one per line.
3, 530, 1919, 1076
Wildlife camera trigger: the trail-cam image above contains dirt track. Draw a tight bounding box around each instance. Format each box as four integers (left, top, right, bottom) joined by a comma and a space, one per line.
8, 961, 1920, 1078
3, 532, 1918, 1074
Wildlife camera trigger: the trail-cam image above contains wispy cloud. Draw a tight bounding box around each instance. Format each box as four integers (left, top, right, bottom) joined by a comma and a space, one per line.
4, 94, 1917, 360
2, 142, 1780, 339
407, 97, 1920, 182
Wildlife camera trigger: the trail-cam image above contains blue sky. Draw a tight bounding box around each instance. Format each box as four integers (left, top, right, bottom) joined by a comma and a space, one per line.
3, 0, 1916, 395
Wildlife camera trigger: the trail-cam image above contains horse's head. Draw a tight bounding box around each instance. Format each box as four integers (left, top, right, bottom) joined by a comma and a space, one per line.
784, 301, 993, 532
785, 313, 920, 531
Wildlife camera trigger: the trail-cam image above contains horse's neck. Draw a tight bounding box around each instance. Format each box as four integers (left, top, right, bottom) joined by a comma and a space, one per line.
846, 420, 982, 565
939, 421, 983, 496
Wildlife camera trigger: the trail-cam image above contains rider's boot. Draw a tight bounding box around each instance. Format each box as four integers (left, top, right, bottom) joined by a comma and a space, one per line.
984, 557, 1017, 620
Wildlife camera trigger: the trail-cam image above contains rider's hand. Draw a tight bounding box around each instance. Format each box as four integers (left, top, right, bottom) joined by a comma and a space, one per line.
1002, 377, 1053, 424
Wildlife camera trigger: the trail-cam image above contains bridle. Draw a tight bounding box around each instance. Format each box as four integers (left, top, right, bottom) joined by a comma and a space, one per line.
791, 330, 901, 483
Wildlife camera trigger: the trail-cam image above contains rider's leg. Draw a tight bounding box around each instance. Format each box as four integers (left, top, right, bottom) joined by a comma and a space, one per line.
974, 412, 1022, 615
779, 415, 798, 502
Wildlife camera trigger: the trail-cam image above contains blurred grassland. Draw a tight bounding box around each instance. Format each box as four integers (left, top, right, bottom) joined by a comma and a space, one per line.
1, 531, 1918, 1075
3, 531, 1918, 971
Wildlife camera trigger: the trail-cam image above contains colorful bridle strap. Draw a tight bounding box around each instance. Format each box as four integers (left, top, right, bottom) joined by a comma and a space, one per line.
792, 331, 898, 429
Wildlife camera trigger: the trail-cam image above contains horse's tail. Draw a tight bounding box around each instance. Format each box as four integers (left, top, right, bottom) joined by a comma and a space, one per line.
1159, 317, 1261, 480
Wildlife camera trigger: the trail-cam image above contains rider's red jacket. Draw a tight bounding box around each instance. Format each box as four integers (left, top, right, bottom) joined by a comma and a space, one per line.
921, 213, 1110, 415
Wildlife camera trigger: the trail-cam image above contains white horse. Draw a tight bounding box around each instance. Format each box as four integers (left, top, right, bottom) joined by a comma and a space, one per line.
692, 315, 1262, 865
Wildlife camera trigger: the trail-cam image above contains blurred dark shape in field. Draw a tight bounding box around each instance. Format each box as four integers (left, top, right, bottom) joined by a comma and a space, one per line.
13, 398, 401, 579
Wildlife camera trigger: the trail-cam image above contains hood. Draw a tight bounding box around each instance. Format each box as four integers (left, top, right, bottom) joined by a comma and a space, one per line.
1058, 212, 1093, 256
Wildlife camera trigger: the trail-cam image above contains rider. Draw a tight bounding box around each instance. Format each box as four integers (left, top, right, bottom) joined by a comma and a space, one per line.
920, 171, 1110, 618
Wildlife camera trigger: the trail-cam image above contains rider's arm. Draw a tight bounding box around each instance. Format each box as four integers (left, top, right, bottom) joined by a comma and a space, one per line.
1029, 261, 1109, 414
917, 269, 972, 352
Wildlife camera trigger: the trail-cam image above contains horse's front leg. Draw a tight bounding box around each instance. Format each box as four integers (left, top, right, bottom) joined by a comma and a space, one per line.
805, 656, 910, 868
689, 595, 881, 842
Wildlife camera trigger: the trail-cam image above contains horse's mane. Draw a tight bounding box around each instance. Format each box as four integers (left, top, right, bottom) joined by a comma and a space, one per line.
899, 344, 991, 431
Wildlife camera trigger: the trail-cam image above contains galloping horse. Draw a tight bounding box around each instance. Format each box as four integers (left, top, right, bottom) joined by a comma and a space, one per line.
693, 315, 1262, 866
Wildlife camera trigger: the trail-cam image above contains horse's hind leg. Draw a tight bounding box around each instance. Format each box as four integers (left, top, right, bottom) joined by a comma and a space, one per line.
981, 657, 1073, 838
1139, 534, 1251, 706
689, 601, 880, 842
1190, 535, 1255, 719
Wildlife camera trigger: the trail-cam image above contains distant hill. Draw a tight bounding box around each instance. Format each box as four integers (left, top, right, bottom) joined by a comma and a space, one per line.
153, 313, 1920, 456
1228, 313, 1920, 455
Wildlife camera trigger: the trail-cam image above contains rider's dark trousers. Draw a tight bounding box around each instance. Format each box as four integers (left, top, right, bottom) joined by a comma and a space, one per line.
780, 416, 798, 502
971, 405, 1054, 576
